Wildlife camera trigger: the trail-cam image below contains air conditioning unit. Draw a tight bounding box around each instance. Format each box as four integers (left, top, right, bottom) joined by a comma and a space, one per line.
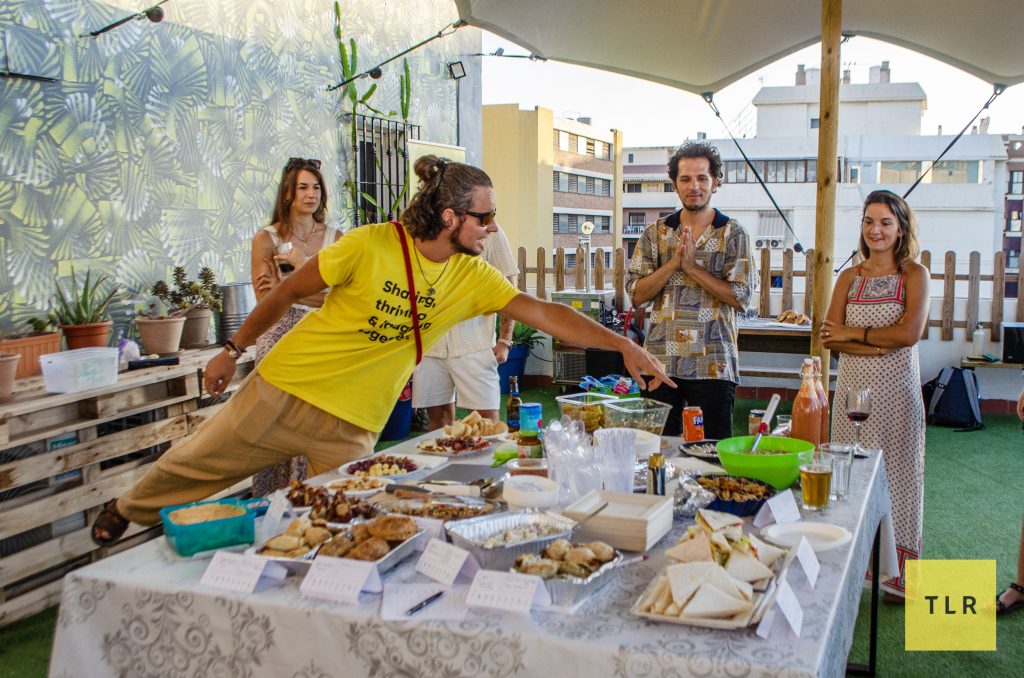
754, 238, 784, 249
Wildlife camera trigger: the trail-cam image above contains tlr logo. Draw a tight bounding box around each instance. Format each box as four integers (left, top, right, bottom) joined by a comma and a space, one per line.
906, 560, 995, 651
923, 595, 977, 615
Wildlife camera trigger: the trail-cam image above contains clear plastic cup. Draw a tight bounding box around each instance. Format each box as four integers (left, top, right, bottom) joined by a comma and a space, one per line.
820, 443, 853, 500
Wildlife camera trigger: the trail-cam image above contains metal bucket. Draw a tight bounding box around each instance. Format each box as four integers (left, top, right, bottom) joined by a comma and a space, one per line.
217, 283, 256, 344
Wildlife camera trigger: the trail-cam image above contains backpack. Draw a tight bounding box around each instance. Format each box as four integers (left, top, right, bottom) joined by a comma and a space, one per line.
922, 367, 984, 431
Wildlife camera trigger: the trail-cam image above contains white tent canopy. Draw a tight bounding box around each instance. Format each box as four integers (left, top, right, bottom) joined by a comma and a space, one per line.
455, 0, 1024, 94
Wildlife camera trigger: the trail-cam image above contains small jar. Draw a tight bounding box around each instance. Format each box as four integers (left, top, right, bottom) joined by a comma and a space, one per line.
506, 458, 548, 478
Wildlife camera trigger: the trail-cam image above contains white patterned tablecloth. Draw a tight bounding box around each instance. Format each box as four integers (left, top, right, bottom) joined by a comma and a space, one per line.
50, 445, 897, 678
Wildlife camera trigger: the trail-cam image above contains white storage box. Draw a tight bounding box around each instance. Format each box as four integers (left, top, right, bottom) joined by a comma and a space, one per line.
40, 348, 119, 393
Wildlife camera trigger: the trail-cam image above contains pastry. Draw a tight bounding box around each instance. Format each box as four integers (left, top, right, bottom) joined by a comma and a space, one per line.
284, 518, 309, 536
317, 536, 354, 558
367, 515, 417, 542
350, 523, 371, 544
564, 546, 596, 565
347, 536, 390, 561
264, 534, 303, 551
303, 526, 332, 546
587, 541, 616, 563
545, 538, 572, 561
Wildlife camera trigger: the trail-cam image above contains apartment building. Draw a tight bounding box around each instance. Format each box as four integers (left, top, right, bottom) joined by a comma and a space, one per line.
622, 63, 1010, 282
483, 105, 623, 270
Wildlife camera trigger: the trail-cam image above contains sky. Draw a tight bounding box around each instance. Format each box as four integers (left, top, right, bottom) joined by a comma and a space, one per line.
480, 33, 1024, 148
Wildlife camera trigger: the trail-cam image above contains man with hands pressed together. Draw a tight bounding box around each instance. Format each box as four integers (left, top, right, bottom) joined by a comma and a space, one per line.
626, 142, 755, 439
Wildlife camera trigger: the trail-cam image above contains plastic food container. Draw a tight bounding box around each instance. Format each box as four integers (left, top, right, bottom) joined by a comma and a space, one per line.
159, 498, 255, 557
555, 392, 617, 432
601, 398, 672, 435
506, 458, 548, 477
715, 435, 815, 489
40, 347, 119, 393
690, 473, 777, 517
503, 475, 560, 510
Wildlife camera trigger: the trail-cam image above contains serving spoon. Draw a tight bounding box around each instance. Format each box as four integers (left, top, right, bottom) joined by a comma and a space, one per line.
750, 393, 781, 452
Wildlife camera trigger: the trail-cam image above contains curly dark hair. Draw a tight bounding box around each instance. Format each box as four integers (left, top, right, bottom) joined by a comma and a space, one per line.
401, 155, 492, 240
667, 142, 723, 183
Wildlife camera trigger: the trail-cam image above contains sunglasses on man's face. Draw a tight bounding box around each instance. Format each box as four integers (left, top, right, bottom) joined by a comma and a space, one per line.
460, 209, 497, 226
286, 157, 322, 171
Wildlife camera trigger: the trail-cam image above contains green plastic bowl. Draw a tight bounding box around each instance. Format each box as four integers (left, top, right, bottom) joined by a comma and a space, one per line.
715, 436, 816, 489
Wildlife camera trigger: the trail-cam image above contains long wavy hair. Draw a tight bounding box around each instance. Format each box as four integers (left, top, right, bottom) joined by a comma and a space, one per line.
401, 155, 492, 240
859, 190, 920, 270
270, 159, 328, 239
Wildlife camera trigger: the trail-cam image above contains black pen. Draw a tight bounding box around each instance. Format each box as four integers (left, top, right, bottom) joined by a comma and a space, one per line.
405, 590, 445, 616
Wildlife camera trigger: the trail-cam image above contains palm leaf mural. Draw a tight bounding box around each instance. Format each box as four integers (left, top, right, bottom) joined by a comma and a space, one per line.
0, 0, 465, 333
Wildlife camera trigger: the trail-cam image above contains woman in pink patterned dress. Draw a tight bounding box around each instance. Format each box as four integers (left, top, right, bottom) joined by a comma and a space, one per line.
249, 158, 341, 496
821, 190, 930, 601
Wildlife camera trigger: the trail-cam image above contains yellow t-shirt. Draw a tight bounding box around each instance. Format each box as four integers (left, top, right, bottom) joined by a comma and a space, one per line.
258, 222, 520, 432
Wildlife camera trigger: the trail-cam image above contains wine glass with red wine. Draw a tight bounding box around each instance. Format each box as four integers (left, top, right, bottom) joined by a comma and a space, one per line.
846, 388, 871, 455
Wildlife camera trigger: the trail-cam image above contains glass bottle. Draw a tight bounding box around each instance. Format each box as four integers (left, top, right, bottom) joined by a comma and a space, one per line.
506, 376, 522, 432
791, 358, 822, 447
811, 356, 831, 444
516, 402, 543, 459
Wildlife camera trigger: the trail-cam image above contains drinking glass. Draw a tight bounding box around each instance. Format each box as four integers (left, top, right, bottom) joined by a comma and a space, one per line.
820, 443, 853, 500
845, 388, 872, 455
799, 452, 833, 512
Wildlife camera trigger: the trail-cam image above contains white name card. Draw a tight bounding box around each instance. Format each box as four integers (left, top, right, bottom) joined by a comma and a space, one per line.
466, 569, 550, 615
299, 555, 382, 604
756, 579, 803, 640
415, 538, 478, 587
200, 552, 287, 593
255, 490, 292, 544
413, 517, 446, 550
753, 490, 801, 528
794, 536, 820, 589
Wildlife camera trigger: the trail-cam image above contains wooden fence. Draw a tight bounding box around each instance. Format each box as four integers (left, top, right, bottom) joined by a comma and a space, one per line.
515, 246, 1024, 343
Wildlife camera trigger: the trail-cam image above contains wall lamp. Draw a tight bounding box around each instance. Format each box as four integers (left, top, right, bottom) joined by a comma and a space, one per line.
448, 61, 466, 80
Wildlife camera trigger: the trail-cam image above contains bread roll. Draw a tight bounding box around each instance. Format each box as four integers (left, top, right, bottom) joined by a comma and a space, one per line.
347, 536, 390, 561
564, 546, 597, 565
587, 541, 616, 563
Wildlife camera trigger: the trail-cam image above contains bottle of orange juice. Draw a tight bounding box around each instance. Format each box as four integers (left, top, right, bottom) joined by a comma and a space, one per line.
792, 358, 822, 447
811, 356, 830, 443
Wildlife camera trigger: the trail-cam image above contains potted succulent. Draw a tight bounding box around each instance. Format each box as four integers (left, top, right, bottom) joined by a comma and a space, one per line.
0, 317, 62, 378
51, 268, 120, 350
497, 321, 545, 393
151, 267, 223, 348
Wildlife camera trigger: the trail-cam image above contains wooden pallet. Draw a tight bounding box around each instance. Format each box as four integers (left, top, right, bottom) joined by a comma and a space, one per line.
0, 347, 254, 628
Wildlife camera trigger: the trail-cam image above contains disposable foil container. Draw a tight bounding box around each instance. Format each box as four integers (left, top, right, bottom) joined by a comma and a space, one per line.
444, 509, 576, 571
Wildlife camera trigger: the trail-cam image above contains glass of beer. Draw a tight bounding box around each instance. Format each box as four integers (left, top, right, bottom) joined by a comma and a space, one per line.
799, 452, 833, 511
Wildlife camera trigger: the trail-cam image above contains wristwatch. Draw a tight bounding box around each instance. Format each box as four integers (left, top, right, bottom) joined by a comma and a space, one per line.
496, 338, 514, 348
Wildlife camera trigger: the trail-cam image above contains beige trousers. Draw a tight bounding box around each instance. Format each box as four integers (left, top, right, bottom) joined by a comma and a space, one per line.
118, 372, 378, 525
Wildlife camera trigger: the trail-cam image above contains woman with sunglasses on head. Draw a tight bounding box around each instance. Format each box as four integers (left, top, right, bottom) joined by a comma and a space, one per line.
249, 157, 341, 495
821, 190, 930, 602
90, 155, 672, 547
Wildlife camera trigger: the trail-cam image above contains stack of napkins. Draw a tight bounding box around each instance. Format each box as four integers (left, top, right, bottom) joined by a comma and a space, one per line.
636, 509, 786, 622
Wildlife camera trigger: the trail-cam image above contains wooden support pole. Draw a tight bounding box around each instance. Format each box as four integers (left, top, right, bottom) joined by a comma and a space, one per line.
811, 0, 842, 382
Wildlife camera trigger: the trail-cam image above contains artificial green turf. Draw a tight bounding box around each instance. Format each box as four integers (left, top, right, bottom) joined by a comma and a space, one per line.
3, 393, 1022, 677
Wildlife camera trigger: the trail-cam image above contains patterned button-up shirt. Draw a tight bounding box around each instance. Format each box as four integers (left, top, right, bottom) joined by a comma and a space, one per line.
626, 209, 755, 383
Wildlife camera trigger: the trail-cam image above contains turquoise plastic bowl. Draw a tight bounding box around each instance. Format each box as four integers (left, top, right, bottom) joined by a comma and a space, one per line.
159, 498, 255, 557
715, 436, 815, 489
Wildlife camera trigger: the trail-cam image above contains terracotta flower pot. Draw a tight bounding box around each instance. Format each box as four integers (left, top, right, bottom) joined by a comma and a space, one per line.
0, 353, 20, 401
0, 331, 61, 378
135, 317, 186, 355
61, 321, 113, 350
180, 308, 213, 348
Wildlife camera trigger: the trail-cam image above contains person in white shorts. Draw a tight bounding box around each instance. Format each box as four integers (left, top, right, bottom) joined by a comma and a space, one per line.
412, 223, 519, 430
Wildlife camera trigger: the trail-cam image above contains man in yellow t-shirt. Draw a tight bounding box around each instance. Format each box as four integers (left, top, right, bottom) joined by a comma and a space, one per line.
92, 157, 672, 545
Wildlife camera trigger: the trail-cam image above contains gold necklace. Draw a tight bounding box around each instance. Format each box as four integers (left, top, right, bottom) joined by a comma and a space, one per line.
292, 224, 321, 246
412, 245, 450, 296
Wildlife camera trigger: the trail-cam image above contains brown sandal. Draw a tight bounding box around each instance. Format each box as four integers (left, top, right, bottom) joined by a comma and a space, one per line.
91, 499, 130, 546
